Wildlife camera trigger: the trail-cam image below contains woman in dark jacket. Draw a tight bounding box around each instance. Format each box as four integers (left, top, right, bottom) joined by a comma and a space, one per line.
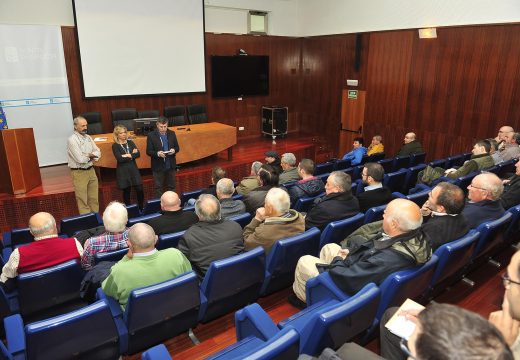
112, 125, 144, 210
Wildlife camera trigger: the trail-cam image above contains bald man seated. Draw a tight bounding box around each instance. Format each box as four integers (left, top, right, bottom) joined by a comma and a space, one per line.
396, 132, 424, 157
0, 212, 83, 291
462, 173, 506, 229
147, 191, 199, 235
291, 199, 431, 303
101, 223, 192, 309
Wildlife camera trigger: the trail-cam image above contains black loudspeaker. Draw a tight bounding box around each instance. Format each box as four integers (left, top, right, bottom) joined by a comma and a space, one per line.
262, 106, 288, 137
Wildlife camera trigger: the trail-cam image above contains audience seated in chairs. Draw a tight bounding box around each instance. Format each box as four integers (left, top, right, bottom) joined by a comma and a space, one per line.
305, 171, 359, 231
288, 158, 325, 205
501, 160, 520, 209
419, 182, 470, 250
367, 135, 384, 156
357, 162, 393, 212
101, 223, 191, 309
201, 166, 227, 198
495, 125, 515, 150
216, 178, 246, 219
244, 164, 279, 214
264, 150, 283, 175
396, 132, 424, 157
418, 140, 494, 186
291, 198, 430, 304
178, 194, 244, 278
243, 187, 305, 254
342, 137, 367, 166
236, 161, 263, 196
0, 212, 83, 291
462, 173, 506, 229
81, 201, 129, 270
494, 131, 520, 164
278, 152, 300, 184
147, 191, 199, 235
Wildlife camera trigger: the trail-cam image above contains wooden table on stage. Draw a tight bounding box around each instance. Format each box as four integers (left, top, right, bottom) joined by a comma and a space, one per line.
93, 122, 237, 168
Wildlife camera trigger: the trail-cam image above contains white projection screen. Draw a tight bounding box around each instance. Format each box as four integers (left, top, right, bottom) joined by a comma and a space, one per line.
73, 0, 206, 97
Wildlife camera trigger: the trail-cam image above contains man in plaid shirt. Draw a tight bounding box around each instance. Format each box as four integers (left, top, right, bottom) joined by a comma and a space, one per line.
81, 201, 129, 270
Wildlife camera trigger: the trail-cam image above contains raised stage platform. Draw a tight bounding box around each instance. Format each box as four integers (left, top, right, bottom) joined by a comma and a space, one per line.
0, 135, 321, 235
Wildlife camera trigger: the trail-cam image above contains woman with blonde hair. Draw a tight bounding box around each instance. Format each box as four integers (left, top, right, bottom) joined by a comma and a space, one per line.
367, 135, 385, 156
112, 125, 144, 210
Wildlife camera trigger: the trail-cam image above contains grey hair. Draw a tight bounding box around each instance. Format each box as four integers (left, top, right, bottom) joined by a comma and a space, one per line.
390, 211, 423, 232
480, 173, 504, 200
281, 153, 296, 166
264, 188, 290, 214
329, 171, 352, 192
251, 161, 263, 175
103, 201, 128, 233
29, 214, 56, 236
216, 178, 235, 196
73, 116, 86, 126
195, 194, 221, 221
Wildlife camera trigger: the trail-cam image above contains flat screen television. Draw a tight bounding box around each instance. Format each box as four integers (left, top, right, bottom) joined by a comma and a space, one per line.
211, 55, 269, 98
133, 118, 158, 136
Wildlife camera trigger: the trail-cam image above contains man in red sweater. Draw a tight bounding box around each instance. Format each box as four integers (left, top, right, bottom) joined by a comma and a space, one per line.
0, 212, 83, 291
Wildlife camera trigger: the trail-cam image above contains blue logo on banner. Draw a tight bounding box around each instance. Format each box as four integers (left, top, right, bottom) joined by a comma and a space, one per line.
0, 106, 8, 130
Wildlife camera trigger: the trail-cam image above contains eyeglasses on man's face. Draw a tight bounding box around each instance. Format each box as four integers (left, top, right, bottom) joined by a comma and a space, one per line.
468, 183, 487, 192
502, 272, 520, 287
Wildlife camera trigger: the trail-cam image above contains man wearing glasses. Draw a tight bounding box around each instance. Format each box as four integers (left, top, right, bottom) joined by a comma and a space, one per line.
462, 173, 505, 229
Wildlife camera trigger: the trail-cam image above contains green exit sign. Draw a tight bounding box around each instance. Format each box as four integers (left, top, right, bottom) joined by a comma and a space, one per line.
348, 90, 358, 99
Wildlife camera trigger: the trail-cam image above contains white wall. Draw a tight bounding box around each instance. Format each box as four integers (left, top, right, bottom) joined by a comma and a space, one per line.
297, 0, 520, 36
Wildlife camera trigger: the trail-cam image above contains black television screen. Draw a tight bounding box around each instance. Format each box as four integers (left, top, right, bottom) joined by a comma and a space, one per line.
211, 55, 269, 98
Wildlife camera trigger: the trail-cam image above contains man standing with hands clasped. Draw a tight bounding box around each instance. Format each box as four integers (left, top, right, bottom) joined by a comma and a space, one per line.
146, 117, 180, 198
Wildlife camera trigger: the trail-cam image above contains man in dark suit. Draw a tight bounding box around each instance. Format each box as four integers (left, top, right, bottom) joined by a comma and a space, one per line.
462, 173, 505, 229
357, 162, 392, 212
147, 191, 199, 235
146, 117, 180, 198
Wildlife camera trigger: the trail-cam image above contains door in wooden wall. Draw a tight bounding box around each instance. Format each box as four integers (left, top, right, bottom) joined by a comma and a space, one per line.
339, 89, 365, 158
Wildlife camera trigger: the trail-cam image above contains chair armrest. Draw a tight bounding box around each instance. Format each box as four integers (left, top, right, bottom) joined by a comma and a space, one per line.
4, 314, 26, 358
306, 272, 349, 305
235, 303, 279, 341
96, 288, 123, 318
391, 192, 406, 199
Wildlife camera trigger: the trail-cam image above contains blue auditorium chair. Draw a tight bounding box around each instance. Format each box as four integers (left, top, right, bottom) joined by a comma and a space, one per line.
366, 152, 385, 163
125, 204, 141, 218
97, 271, 200, 355
315, 162, 334, 175
409, 152, 426, 167
341, 167, 355, 179
403, 164, 427, 193
94, 248, 128, 265
2, 228, 33, 249
260, 228, 321, 296
142, 198, 161, 215
505, 205, 520, 244
17, 259, 85, 316
236, 282, 380, 355
428, 158, 447, 169
391, 188, 429, 207
157, 231, 185, 250
392, 155, 411, 172
282, 181, 298, 192
497, 159, 517, 178
181, 189, 203, 206
141, 344, 172, 360
293, 192, 325, 213
198, 247, 265, 323
446, 154, 466, 168
60, 212, 101, 237
4, 299, 123, 360
462, 152, 473, 161
0, 340, 12, 360
352, 178, 363, 195
316, 173, 330, 184
319, 213, 365, 250
383, 169, 408, 193
377, 158, 394, 174
363, 204, 387, 224
232, 193, 244, 201
452, 171, 480, 191
351, 165, 364, 181
333, 159, 351, 171
228, 213, 253, 228
127, 213, 161, 227
206, 326, 299, 360
471, 212, 512, 263
485, 165, 500, 175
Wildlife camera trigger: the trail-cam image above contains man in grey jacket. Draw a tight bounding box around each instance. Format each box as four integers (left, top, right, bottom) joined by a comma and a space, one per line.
216, 178, 246, 219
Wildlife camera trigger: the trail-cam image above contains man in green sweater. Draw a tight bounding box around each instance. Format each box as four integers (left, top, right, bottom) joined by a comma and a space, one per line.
102, 223, 192, 309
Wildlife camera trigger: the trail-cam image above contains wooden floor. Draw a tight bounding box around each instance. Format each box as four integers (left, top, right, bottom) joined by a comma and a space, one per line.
123, 246, 514, 359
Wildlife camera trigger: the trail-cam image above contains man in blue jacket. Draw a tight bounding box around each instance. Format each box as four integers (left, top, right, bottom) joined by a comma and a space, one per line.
342, 137, 367, 165
462, 173, 505, 229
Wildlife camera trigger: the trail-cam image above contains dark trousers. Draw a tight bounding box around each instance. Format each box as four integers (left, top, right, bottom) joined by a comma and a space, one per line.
122, 185, 144, 210
153, 169, 176, 198
380, 307, 407, 360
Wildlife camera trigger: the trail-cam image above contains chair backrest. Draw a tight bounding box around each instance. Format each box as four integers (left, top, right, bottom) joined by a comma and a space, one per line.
315, 162, 334, 175
315, 173, 330, 184
94, 248, 128, 265
127, 213, 161, 227
3, 227, 33, 248
364, 204, 387, 224
497, 159, 517, 178
446, 154, 465, 168
352, 178, 363, 195
199, 247, 265, 323
404, 164, 427, 193
485, 165, 500, 175
261, 228, 321, 296
472, 212, 513, 261
137, 110, 160, 119
164, 105, 186, 126
60, 212, 101, 237
383, 169, 408, 193
366, 152, 385, 163
453, 171, 479, 192
377, 158, 394, 173
181, 189, 203, 206
404, 188, 429, 207
124, 271, 200, 354
506, 205, 520, 242
187, 104, 207, 124
319, 213, 365, 250
376, 255, 438, 321
333, 159, 351, 171
228, 213, 253, 228
392, 155, 411, 172
293, 192, 324, 212
143, 198, 161, 215
141, 344, 171, 360
126, 204, 141, 219
157, 231, 186, 250
81, 112, 104, 135
428, 158, 447, 169
23, 300, 120, 360
409, 152, 426, 167
351, 165, 364, 181
430, 230, 479, 287
112, 108, 137, 123
18, 259, 85, 316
